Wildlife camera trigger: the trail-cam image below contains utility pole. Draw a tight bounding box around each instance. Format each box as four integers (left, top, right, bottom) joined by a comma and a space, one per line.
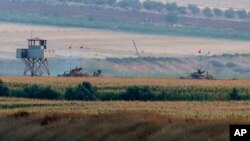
69, 45, 72, 71
198, 50, 202, 70
80, 46, 84, 69
132, 40, 141, 58
207, 51, 210, 77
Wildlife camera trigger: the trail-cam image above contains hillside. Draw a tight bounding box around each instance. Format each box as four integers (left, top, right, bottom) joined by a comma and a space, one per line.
1, 1, 250, 40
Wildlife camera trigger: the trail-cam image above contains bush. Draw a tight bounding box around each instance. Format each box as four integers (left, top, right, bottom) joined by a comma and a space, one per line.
203, 7, 213, 17
224, 8, 235, 19
0, 80, 10, 97
118, 0, 141, 9
188, 4, 200, 15
98, 92, 121, 100
165, 2, 178, 12
213, 8, 223, 17
15, 84, 61, 100
142, 0, 164, 12
83, 0, 116, 6
229, 88, 240, 100
237, 10, 248, 19
178, 6, 187, 15
121, 86, 156, 101
64, 82, 97, 100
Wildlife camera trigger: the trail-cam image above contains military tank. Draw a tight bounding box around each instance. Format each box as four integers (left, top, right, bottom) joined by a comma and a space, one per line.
58, 67, 103, 77
181, 69, 215, 80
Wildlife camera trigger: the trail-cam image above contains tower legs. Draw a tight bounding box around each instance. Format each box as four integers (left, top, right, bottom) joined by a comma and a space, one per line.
23, 58, 50, 76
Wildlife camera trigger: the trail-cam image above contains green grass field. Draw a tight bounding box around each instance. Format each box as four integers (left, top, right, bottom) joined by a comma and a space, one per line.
0, 77, 250, 141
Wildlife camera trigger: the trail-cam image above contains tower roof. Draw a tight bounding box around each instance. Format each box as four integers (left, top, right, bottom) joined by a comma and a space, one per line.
27, 37, 46, 41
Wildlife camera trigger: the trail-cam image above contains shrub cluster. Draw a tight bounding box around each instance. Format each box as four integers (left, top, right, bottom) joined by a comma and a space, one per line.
0, 80, 10, 97
65, 82, 97, 100
14, 85, 61, 100
121, 86, 156, 101
0, 80, 250, 101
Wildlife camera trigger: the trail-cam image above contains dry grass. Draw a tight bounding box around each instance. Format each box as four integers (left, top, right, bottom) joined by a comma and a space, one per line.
0, 97, 250, 121
2, 76, 250, 88
0, 110, 230, 141
0, 98, 243, 141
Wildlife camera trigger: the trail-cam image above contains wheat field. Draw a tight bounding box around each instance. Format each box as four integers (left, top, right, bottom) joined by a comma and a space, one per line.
0, 97, 250, 121
2, 76, 250, 88
0, 97, 248, 141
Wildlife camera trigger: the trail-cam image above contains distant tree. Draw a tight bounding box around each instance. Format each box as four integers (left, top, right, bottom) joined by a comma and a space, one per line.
229, 88, 240, 100
213, 8, 223, 17
248, 11, 250, 18
0, 80, 9, 97
224, 8, 235, 19
188, 4, 200, 15
117, 0, 141, 9
83, 0, 117, 6
142, 0, 164, 12
237, 10, 248, 19
203, 7, 213, 17
178, 6, 187, 15
165, 2, 178, 12
165, 12, 178, 24
15, 84, 61, 100
121, 86, 156, 101
65, 82, 97, 100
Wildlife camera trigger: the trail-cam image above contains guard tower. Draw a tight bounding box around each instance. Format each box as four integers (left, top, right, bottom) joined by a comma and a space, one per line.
16, 38, 55, 76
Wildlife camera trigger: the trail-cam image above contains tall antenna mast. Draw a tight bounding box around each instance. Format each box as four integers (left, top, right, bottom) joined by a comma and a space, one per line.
132, 40, 141, 58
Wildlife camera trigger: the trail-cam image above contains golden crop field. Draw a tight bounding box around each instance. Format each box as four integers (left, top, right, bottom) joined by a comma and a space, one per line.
1, 76, 250, 88
0, 76, 249, 87
0, 97, 249, 121
0, 97, 248, 141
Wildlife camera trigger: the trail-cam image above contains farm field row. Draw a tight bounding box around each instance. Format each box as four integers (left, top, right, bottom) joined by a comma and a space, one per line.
0, 97, 249, 121
0, 98, 236, 141
2, 76, 250, 101
2, 76, 250, 88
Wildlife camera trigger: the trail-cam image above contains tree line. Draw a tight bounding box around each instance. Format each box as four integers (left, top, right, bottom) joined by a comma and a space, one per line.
57, 0, 250, 20
0, 80, 248, 101
7, 0, 250, 20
